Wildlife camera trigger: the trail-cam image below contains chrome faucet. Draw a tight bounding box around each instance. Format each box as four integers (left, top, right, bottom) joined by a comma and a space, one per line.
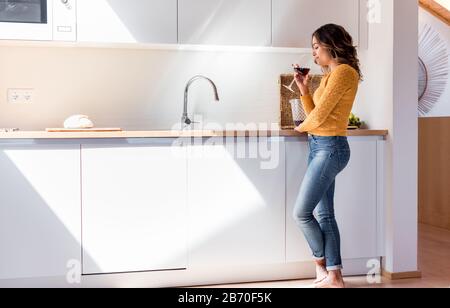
182, 75, 220, 128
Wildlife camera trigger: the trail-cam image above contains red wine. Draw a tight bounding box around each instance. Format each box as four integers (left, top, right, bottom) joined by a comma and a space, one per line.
294, 67, 310, 75
294, 121, 303, 126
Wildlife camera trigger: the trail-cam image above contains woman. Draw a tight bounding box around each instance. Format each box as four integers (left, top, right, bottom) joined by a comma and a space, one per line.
293, 24, 363, 288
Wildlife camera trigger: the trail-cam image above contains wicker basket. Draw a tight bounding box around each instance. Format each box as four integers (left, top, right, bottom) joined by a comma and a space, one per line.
279, 74, 323, 129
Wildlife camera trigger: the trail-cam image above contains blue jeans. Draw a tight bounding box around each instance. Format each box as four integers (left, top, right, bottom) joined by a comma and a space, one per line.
293, 135, 351, 271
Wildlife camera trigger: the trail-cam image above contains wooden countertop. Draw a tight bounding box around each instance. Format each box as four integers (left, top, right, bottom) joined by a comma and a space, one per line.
0, 129, 388, 139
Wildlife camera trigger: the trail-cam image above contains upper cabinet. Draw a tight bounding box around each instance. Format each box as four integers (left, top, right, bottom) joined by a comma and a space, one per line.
272, 0, 361, 48
178, 0, 272, 46
1, 0, 363, 47
77, 0, 177, 43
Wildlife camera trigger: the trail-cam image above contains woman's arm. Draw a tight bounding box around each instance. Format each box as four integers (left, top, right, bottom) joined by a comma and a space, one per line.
297, 66, 357, 133
300, 94, 315, 115
293, 67, 314, 115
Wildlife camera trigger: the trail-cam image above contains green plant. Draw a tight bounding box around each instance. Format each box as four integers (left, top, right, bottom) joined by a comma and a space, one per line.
349, 113, 363, 128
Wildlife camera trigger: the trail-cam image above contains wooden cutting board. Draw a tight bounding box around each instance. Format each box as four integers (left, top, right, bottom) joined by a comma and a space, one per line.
46, 128, 123, 132
279, 74, 323, 129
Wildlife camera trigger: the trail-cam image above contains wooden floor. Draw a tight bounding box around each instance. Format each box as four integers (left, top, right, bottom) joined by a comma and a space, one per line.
198, 224, 450, 288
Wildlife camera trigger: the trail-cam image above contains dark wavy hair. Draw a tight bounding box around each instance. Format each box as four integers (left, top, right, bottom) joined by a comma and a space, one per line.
313, 24, 363, 81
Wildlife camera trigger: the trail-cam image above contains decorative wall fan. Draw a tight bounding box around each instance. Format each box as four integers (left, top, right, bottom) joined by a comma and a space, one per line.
418, 23, 449, 116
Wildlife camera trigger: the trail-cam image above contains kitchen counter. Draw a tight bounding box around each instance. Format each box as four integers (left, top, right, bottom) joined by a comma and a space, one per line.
0, 129, 388, 139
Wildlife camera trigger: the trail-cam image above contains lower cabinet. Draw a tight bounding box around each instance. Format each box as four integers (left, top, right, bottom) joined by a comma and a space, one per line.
187, 137, 286, 266
285, 139, 312, 262
335, 139, 378, 259
0, 145, 81, 280
286, 137, 378, 262
0, 136, 383, 281
81, 140, 188, 274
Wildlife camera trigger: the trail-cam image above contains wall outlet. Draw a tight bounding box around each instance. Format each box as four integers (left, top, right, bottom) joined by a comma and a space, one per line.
7, 89, 34, 104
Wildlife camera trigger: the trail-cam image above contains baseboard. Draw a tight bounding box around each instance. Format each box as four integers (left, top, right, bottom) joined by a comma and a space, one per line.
382, 270, 422, 280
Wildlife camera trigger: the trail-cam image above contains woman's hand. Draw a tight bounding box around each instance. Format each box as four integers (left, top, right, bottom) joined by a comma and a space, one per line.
294, 126, 304, 133
293, 64, 311, 97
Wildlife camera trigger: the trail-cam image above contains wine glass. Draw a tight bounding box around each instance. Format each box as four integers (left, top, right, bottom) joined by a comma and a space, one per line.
283, 66, 311, 93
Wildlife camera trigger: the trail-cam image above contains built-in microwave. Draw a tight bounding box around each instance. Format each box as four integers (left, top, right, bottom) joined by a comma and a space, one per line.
0, 0, 76, 41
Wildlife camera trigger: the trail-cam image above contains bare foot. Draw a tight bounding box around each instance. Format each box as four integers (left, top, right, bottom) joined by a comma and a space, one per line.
314, 265, 328, 284
314, 276, 346, 288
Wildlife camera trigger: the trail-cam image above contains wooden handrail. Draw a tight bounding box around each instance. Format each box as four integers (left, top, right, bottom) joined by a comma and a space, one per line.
419, 0, 450, 26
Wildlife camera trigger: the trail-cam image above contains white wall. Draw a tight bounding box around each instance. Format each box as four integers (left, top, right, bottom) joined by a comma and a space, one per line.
419, 8, 450, 117
357, 0, 419, 275
0, 43, 389, 131
0, 46, 321, 130
391, 0, 419, 274
356, 2, 394, 132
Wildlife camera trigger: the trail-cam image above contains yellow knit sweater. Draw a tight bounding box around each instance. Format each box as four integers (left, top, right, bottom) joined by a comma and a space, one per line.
298, 64, 359, 137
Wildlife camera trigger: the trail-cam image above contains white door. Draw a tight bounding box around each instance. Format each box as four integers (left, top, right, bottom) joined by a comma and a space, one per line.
77, 0, 177, 43
81, 140, 188, 274
178, 0, 272, 46
286, 138, 378, 262
272, 0, 360, 48
0, 145, 81, 279
187, 137, 285, 267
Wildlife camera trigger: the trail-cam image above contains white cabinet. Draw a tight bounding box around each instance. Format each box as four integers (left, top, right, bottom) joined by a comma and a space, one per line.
178, 0, 272, 46
272, 0, 360, 48
285, 139, 312, 262
335, 138, 377, 259
81, 140, 188, 274
77, 0, 177, 43
187, 137, 285, 266
286, 138, 378, 262
0, 145, 81, 280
